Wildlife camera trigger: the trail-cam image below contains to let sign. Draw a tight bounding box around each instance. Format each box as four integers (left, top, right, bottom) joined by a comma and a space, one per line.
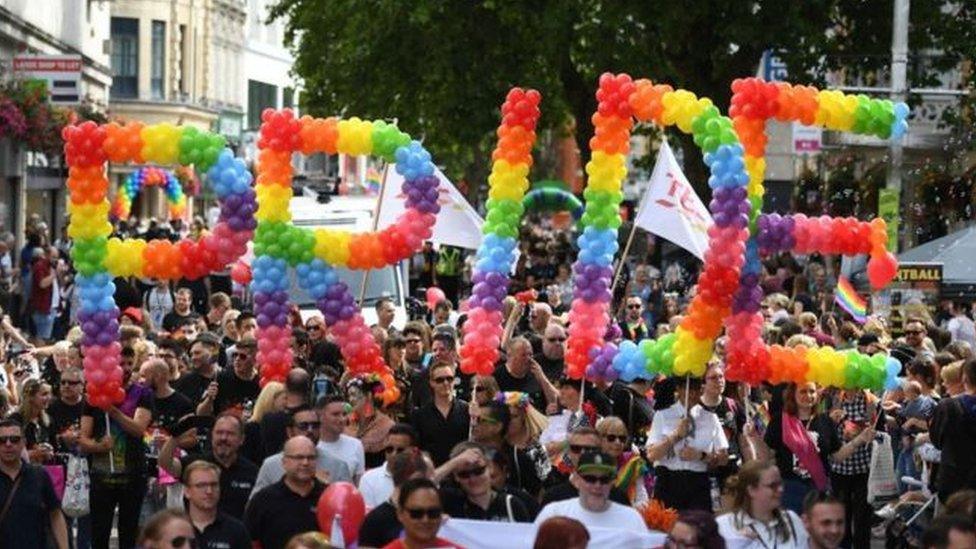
13, 54, 82, 105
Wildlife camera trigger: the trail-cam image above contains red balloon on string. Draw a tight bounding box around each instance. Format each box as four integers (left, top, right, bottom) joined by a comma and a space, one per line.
316, 482, 366, 545
425, 287, 446, 310
231, 261, 252, 285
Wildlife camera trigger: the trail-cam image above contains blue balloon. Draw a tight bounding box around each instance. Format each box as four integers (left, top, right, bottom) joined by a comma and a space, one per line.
884, 357, 902, 391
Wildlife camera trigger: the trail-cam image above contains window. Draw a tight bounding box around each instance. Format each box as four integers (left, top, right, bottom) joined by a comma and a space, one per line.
283, 87, 294, 109
178, 24, 188, 95
110, 18, 139, 99
151, 21, 166, 100
247, 80, 277, 129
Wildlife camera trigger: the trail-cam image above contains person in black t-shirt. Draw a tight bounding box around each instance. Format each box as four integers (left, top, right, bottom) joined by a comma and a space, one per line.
441, 442, 531, 522
493, 337, 558, 413
160, 413, 258, 518
359, 447, 432, 548
140, 359, 194, 436
0, 419, 68, 548
534, 324, 567, 384
245, 436, 326, 549
183, 460, 250, 549
79, 371, 154, 549
175, 333, 221, 405
162, 288, 199, 333
200, 336, 259, 417
410, 363, 469, 466
49, 366, 85, 454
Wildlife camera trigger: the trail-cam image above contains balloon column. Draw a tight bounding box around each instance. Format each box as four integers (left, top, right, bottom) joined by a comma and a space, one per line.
253, 110, 438, 396
459, 89, 542, 375
62, 121, 254, 408
720, 78, 906, 386
111, 166, 186, 221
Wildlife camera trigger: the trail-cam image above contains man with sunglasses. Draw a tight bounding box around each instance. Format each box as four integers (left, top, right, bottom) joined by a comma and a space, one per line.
0, 418, 69, 549
358, 423, 418, 508
540, 426, 630, 506
249, 405, 352, 498
198, 336, 259, 417
246, 435, 326, 549
534, 450, 645, 531
619, 295, 650, 343
410, 363, 470, 466
441, 441, 532, 522
535, 324, 568, 384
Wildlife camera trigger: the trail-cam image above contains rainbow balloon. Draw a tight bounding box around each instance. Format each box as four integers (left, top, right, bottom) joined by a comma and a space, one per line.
111, 166, 186, 221
62, 121, 254, 408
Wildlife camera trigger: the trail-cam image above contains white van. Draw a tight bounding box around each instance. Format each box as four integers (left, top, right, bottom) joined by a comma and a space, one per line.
287, 193, 409, 329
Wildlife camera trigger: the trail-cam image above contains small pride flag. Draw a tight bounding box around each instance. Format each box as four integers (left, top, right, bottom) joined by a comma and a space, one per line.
835, 275, 868, 323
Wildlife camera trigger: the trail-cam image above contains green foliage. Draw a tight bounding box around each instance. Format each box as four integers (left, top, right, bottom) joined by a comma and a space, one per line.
269, 0, 974, 200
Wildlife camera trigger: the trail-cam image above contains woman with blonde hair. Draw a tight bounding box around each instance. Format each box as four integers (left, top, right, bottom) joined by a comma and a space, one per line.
10, 378, 54, 464
716, 460, 808, 548
497, 391, 551, 496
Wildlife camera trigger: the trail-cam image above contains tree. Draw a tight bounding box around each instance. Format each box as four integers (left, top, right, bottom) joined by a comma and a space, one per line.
269, 0, 974, 201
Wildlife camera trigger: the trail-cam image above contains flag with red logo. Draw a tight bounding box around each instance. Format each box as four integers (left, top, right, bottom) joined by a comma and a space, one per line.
632, 141, 713, 260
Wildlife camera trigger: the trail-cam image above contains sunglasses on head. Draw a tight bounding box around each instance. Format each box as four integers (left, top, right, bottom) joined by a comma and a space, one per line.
455, 465, 487, 480
579, 473, 614, 485
405, 506, 442, 520
0, 435, 21, 445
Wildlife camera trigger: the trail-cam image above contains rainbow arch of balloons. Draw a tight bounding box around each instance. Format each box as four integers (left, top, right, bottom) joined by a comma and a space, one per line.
63, 75, 908, 408
111, 166, 187, 221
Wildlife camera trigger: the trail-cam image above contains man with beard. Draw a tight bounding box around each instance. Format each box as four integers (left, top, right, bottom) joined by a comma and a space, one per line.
802, 491, 845, 549
200, 336, 259, 417
175, 332, 221, 404
619, 295, 650, 343
160, 413, 258, 518
162, 288, 199, 333
534, 324, 567, 383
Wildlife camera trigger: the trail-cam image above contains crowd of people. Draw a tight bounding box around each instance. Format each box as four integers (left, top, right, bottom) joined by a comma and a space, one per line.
3, 213, 976, 549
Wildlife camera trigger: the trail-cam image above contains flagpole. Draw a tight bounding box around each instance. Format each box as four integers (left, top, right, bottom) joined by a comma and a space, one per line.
359, 164, 390, 307
611, 221, 639, 317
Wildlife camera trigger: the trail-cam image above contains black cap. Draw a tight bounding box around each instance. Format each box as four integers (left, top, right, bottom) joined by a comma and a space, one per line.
857, 333, 880, 347
576, 450, 617, 475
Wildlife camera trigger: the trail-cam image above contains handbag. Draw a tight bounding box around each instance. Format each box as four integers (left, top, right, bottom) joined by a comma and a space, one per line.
43, 463, 65, 501
867, 431, 899, 504
61, 454, 90, 518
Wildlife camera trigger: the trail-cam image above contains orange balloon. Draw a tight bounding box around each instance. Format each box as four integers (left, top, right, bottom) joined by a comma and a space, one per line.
629, 80, 673, 124
103, 121, 145, 164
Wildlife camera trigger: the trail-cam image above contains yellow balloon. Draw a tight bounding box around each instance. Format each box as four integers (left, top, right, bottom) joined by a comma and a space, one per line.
314, 228, 351, 266
105, 237, 147, 278
140, 123, 182, 165
256, 185, 293, 222
336, 117, 374, 156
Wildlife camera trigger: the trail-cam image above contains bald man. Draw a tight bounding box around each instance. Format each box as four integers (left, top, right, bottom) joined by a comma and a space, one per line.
245, 436, 325, 549
494, 337, 558, 412
535, 323, 567, 383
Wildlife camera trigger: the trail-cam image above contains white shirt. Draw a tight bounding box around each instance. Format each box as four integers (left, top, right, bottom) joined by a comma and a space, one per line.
947, 315, 976, 351
539, 410, 573, 446
534, 497, 647, 533
716, 510, 808, 549
318, 434, 366, 478
358, 464, 394, 509
647, 402, 728, 472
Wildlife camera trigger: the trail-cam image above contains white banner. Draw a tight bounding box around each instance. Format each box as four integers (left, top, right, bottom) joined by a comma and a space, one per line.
437, 518, 666, 549
633, 141, 713, 260
379, 167, 484, 250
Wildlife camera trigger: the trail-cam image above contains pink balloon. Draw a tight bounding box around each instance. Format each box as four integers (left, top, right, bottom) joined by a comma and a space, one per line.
426, 287, 446, 310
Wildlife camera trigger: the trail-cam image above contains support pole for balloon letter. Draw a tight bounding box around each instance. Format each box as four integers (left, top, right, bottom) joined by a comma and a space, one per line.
611, 221, 639, 318
105, 412, 115, 473
359, 164, 391, 307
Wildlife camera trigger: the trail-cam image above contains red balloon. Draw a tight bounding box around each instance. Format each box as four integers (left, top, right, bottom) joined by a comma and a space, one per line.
231, 261, 252, 285
426, 287, 446, 310
867, 252, 898, 290
316, 482, 366, 544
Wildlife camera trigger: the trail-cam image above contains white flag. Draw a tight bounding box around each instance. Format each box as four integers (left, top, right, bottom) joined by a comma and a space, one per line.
379, 166, 484, 250
633, 141, 713, 260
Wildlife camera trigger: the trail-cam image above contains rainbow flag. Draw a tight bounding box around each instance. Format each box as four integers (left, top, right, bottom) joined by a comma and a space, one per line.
835, 275, 868, 323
